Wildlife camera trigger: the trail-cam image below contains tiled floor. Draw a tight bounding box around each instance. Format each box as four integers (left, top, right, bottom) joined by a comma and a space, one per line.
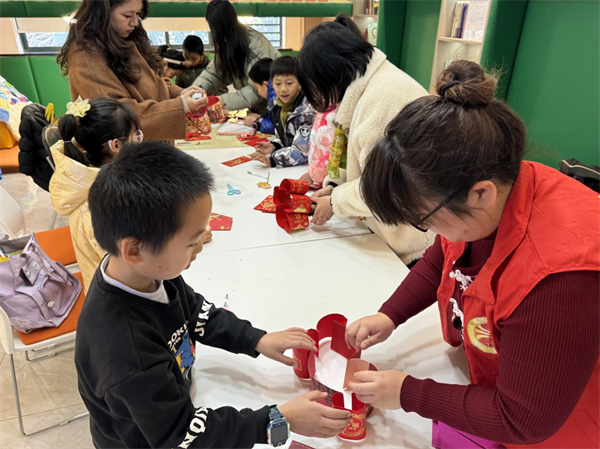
0, 173, 92, 448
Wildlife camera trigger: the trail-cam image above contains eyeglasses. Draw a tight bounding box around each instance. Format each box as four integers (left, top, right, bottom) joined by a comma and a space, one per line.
410, 192, 458, 233
108, 129, 144, 149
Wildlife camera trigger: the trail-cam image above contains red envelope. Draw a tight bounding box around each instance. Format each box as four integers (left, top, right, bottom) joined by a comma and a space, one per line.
209, 213, 233, 231
289, 442, 316, 449
242, 138, 270, 148
222, 156, 252, 167
254, 195, 277, 213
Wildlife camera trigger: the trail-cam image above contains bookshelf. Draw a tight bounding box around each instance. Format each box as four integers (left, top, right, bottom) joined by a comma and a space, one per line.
352, 0, 379, 45
429, 0, 492, 93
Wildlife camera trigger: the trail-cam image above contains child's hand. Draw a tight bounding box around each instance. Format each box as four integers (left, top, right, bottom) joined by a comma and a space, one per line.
279, 391, 352, 438
310, 196, 334, 226
183, 60, 193, 68
200, 225, 212, 244
255, 328, 316, 367
298, 172, 313, 185
347, 370, 407, 410
243, 116, 257, 127
345, 312, 395, 351
255, 142, 275, 155
250, 152, 270, 166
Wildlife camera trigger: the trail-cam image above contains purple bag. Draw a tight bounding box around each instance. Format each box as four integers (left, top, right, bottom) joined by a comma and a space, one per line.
432, 421, 505, 449
0, 234, 81, 333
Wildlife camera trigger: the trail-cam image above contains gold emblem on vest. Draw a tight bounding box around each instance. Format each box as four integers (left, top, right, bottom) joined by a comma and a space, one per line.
466, 317, 497, 354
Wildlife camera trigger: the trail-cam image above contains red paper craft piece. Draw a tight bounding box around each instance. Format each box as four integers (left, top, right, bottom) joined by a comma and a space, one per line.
332, 393, 367, 441
280, 178, 310, 194
292, 314, 377, 442
185, 133, 212, 142
207, 96, 226, 123
222, 156, 252, 167
254, 195, 276, 213
289, 441, 316, 449
276, 206, 309, 231
209, 213, 233, 231
185, 111, 212, 141
274, 188, 313, 213
241, 137, 270, 148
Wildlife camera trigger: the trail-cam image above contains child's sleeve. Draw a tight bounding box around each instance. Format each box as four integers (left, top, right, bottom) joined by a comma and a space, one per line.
105, 365, 270, 448
268, 112, 316, 168
256, 112, 275, 135
193, 60, 230, 96
183, 282, 266, 357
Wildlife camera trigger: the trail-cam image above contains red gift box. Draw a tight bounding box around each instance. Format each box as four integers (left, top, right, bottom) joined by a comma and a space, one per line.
292, 314, 378, 442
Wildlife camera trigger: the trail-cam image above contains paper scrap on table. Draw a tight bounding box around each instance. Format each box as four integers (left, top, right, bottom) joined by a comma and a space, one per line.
222, 156, 252, 167
209, 213, 233, 231
254, 195, 276, 213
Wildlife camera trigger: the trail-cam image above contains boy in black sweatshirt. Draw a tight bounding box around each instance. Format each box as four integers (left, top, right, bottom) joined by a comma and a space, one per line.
76, 141, 351, 448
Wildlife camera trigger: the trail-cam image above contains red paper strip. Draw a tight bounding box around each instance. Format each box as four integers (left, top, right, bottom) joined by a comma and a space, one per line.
280, 178, 310, 194
332, 393, 367, 441
276, 206, 309, 231
222, 156, 252, 167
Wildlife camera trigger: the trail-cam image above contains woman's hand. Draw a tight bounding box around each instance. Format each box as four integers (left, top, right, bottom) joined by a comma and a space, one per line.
311, 196, 334, 226
255, 142, 275, 155
250, 152, 270, 166
345, 313, 395, 351
255, 328, 317, 367
279, 391, 352, 438
180, 85, 204, 97
347, 370, 407, 410
311, 185, 334, 199
182, 90, 208, 114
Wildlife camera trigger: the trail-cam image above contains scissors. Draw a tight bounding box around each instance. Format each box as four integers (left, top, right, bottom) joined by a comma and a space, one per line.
227, 183, 241, 196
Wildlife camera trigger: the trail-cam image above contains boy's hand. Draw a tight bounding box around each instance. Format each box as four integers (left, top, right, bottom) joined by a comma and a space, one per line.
243, 116, 257, 127
345, 313, 395, 351
256, 328, 316, 367
250, 152, 270, 166
347, 370, 407, 410
255, 142, 275, 155
298, 172, 313, 185
279, 391, 352, 438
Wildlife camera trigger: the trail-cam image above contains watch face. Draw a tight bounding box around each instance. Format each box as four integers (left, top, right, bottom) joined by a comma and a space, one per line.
270, 421, 288, 445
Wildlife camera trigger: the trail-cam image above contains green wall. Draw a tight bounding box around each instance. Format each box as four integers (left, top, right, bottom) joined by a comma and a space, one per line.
377, 0, 407, 69
506, 1, 600, 167
398, 0, 441, 90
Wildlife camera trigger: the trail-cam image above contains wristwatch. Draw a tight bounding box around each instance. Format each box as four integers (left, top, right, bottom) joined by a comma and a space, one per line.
266, 405, 289, 447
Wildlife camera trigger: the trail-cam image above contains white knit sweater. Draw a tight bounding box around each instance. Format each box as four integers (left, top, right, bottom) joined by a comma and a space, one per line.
329, 48, 435, 264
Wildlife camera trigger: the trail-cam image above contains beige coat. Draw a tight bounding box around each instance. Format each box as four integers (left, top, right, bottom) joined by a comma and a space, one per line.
193, 28, 281, 111
49, 141, 104, 293
67, 43, 186, 140
329, 49, 435, 264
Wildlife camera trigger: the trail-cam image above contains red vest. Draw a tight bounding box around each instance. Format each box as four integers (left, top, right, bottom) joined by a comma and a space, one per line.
437, 162, 600, 448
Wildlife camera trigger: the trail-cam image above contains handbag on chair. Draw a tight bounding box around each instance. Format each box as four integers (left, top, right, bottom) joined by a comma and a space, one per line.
0, 234, 81, 333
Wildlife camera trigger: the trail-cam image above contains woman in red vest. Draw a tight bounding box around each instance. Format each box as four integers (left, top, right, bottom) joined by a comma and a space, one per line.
346, 60, 599, 448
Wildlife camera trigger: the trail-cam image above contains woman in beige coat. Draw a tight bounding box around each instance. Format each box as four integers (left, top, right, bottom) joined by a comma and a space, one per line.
58, 0, 207, 140
298, 21, 434, 265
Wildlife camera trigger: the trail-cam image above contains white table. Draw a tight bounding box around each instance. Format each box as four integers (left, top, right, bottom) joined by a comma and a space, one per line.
181, 147, 371, 254
185, 234, 470, 448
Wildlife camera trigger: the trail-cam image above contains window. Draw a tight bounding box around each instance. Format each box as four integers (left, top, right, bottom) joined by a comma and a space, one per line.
239, 17, 282, 48
20, 32, 68, 53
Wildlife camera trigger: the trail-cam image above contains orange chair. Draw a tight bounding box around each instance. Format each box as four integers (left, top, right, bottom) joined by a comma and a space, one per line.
0, 226, 89, 436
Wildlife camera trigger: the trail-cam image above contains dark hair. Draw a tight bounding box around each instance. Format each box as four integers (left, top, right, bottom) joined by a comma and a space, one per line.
298, 22, 374, 112
270, 56, 299, 79
249, 58, 273, 84
183, 35, 204, 55
206, 0, 251, 82
59, 98, 140, 167
58, 0, 162, 83
361, 60, 526, 227
89, 140, 215, 256
158, 45, 185, 69
334, 13, 363, 39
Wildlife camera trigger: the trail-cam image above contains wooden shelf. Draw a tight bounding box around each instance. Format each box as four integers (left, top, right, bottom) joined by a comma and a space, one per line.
355, 13, 378, 18
438, 37, 483, 45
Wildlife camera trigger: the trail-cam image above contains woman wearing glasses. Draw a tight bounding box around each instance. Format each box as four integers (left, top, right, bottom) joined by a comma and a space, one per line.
345, 61, 600, 448
58, 0, 207, 140
298, 20, 434, 266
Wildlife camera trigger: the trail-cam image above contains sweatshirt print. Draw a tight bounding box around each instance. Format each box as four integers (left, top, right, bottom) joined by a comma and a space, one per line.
75, 264, 270, 448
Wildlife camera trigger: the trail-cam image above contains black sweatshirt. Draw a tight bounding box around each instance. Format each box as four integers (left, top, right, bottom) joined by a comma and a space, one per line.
75, 266, 270, 448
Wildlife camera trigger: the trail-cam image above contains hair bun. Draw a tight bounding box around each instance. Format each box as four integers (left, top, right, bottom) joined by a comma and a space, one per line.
436, 60, 497, 106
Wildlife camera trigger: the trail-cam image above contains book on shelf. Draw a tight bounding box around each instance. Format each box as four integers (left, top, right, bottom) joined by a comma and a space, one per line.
451, 1, 469, 39
363, 0, 378, 16
462, 0, 490, 41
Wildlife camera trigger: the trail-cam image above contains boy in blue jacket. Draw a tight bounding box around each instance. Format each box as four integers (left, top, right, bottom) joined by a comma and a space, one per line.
246, 57, 276, 134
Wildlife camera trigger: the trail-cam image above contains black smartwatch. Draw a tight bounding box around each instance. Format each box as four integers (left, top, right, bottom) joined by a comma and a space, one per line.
266, 405, 289, 447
